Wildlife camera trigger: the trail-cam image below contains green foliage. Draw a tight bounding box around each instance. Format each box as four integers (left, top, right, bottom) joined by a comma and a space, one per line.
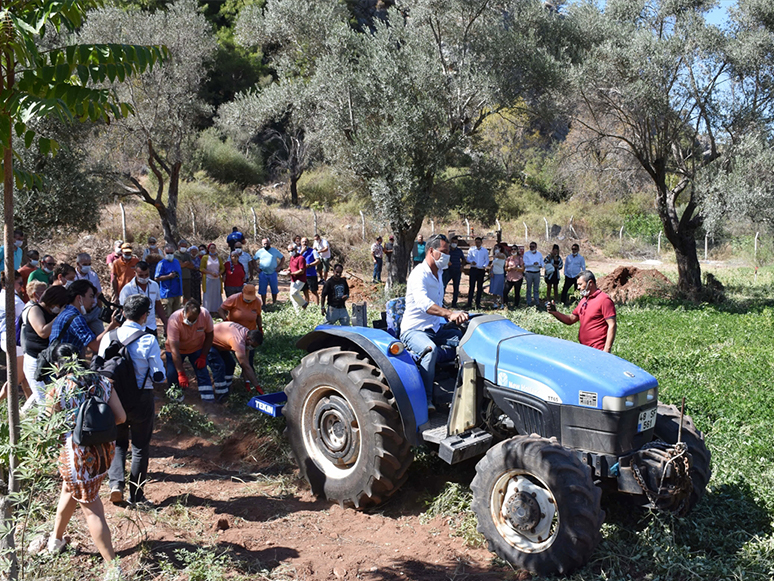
158, 387, 217, 436
159, 547, 234, 581
296, 167, 339, 208
193, 128, 265, 188
421, 482, 485, 548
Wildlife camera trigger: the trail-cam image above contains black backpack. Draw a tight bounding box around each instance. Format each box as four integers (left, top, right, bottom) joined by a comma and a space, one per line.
35, 312, 79, 382
90, 328, 149, 407
72, 375, 117, 446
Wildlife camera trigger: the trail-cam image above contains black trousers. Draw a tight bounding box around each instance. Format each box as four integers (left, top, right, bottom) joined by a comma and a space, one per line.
561, 276, 579, 305
443, 267, 462, 307
504, 279, 523, 307
108, 389, 155, 502
466, 268, 485, 308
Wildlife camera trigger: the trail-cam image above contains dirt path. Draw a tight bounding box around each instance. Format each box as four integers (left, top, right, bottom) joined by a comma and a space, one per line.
89, 395, 513, 581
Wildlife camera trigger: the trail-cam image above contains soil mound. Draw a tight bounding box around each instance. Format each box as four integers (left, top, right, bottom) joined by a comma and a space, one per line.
598, 266, 674, 303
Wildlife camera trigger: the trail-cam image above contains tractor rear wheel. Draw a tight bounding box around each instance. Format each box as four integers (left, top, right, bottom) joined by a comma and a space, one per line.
284, 347, 413, 508
471, 435, 604, 576
653, 403, 711, 513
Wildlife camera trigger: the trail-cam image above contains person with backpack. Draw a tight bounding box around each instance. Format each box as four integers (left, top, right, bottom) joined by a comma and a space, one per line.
97, 294, 166, 507
49, 280, 119, 357
34, 343, 126, 580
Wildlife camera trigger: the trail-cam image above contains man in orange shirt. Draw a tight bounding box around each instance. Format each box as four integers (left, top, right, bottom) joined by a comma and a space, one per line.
218, 283, 263, 374
111, 242, 140, 300
165, 298, 218, 401
208, 321, 263, 399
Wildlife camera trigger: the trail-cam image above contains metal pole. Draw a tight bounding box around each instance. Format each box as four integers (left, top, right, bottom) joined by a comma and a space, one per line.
430, 220, 435, 235
704, 233, 709, 261
312, 209, 318, 236
251, 207, 257, 241
190, 207, 196, 238
657, 231, 662, 254
523, 222, 528, 243
544, 217, 549, 241
465, 218, 470, 237
619, 225, 624, 242
360, 210, 366, 241
755, 231, 760, 264
120, 202, 127, 241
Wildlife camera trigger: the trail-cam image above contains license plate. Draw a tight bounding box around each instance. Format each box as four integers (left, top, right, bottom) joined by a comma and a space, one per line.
637, 407, 657, 432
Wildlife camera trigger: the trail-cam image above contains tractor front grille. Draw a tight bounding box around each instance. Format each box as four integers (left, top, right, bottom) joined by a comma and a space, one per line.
507, 400, 545, 436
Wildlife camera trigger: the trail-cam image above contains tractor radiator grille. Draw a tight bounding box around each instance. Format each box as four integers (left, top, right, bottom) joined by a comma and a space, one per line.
507, 400, 545, 436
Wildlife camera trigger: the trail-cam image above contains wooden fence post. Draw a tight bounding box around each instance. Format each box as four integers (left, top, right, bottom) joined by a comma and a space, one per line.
120, 202, 127, 241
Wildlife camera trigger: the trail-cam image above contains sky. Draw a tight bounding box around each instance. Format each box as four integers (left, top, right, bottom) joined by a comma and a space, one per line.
705, 0, 734, 29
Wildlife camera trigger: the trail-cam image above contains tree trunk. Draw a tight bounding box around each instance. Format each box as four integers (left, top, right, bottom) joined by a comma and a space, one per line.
290, 173, 299, 206
2, 105, 20, 581
390, 219, 423, 285
674, 234, 702, 296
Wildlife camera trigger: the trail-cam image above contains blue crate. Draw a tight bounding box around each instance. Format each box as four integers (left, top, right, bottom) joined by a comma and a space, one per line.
248, 392, 287, 417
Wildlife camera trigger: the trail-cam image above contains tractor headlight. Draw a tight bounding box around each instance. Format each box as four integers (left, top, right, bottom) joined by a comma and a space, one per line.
388, 342, 405, 356
603, 387, 658, 411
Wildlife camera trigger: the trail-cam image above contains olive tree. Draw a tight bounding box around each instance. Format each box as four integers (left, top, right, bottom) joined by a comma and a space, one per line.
567, 0, 774, 295
226, 0, 578, 281
78, 0, 217, 244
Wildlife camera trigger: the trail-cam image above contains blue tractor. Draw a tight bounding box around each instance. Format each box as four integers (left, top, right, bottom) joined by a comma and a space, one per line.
252, 313, 710, 575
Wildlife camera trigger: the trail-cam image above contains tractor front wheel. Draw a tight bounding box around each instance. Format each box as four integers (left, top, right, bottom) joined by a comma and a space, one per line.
284, 347, 412, 508
471, 435, 604, 576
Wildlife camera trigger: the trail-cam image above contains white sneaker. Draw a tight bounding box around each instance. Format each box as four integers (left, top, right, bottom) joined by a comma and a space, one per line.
47, 536, 66, 554
110, 488, 123, 504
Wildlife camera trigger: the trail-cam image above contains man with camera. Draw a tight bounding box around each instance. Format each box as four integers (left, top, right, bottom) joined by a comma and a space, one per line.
119, 261, 168, 337
99, 294, 166, 507
49, 280, 120, 356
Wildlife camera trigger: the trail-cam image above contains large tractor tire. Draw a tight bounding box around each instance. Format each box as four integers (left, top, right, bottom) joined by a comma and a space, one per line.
471, 435, 604, 576
653, 403, 711, 513
284, 347, 413, 508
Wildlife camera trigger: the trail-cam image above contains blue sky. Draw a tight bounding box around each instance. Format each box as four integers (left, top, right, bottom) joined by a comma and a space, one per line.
705, 0, 733, 28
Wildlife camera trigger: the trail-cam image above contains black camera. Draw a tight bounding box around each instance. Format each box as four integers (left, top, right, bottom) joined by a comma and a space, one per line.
98, 295, 125, 325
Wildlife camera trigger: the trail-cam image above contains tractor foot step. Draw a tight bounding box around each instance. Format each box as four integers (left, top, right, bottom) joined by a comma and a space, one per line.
438, 428, 493, 464
420, 414, 449, 444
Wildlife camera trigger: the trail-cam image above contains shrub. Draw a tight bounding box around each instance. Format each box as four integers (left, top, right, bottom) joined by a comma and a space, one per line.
193, 128, 265, 188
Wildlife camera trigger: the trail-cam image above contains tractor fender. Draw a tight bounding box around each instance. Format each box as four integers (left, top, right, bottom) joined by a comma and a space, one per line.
296, 326, 427, 445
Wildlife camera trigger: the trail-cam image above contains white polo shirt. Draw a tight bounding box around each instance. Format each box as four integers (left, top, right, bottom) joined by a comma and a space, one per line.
402, 261, 445, 334
524, 250, 544, 273
74, 268, 102, 295
119, 277, 161, 331
466, 246, 490, 269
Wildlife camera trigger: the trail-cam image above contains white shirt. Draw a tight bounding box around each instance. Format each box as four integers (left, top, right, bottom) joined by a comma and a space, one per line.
98, 320, 166, 389
314, 238, 331, 259
237, 251, 252, 277
119, 277, 161, 331
74, 268, 102, 295
564, 253, 586, 278
0, 290, 25, 349
402, 261, 445, 333
491, 257, 505, 275
524, 250, 544, 273
466, 246, 490, 269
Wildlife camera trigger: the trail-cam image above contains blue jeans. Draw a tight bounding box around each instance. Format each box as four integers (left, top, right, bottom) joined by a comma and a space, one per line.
258, 271, 279, 296
373, 258, 383, 282
208, 349, 236, 396
165, 349, 219, 401
401, 326, 462, 404
524, 271, 541, 306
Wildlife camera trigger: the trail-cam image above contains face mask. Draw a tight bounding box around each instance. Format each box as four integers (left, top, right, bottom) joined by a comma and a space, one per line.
580, 288, 590, 297
64, 279, 74, 288
79, 265, 91, 273
14, 240, 23, 248
30, 260, 39, 267
182, 316, 195, 326
209, 249, 217, 256
137, 276, 149, 284
235, 248, 243, 255
123, 253, 132, 260
79, 303, 88, 315
42, 266, 52, 273
243, 297, 253, 303
572, 252, 578, 256
289, 250, 296, 256
179, 247, 186, 253
165, 254, 174, 262
450, 243, 457, 249
434, 252, 450, 270
52, 306, 61, 314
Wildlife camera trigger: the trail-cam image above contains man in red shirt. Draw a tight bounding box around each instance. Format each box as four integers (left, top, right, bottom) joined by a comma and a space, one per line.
286, 243, 308, 310
548, 271, 616, 352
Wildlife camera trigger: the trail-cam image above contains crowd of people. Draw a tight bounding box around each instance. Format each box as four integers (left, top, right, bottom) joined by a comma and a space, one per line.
0, 226, 615, 580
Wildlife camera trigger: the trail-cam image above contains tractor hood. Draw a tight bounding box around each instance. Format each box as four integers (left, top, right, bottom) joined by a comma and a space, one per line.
458, 315, 657, 409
